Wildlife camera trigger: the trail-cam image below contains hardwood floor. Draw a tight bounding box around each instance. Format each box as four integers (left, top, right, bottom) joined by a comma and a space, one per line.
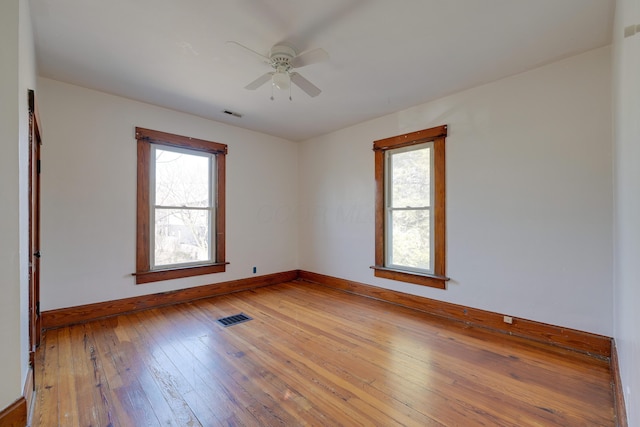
32, 281, 615, 426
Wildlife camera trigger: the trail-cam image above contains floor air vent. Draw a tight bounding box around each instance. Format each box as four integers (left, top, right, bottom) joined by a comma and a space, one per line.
217, 313, 252, 327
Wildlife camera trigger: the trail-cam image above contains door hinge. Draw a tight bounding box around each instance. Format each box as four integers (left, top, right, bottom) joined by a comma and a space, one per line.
36, 301, 40, 317
37, 159, 41, 174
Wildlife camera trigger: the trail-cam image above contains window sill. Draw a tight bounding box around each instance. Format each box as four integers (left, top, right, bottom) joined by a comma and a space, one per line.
370, 265, 449, 289
134, 263, 228, 284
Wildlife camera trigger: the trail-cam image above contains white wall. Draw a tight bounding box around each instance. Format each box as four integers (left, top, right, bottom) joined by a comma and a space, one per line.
299, 47, 613, 336
0, 0, 36, 411
19, 0, 37, 395
38, 78, 299, 310
613, 0, 640, 422
0, 0, 22, 411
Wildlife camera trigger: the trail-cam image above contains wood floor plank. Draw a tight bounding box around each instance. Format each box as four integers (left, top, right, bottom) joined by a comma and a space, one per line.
55, 327, 80, 426
124, 315, 204, 426
178, 305, 313, 427
211, 296, 445, 426
128, 309, 223, 426
265, 293, 539, 426
33, 282, 615, 426
85, 318, 153, 427
68, 323, 113, 427
110, 317, 194, 425
228, 286, 608, 425
136, 306, 272, 426
33, 328, 59, 427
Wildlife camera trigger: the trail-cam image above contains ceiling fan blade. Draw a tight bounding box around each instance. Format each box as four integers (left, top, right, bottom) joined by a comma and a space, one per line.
291, 48, 329, 68
245, 72, 274, 90
290, 72, 321, 97
226, 41, 269, 62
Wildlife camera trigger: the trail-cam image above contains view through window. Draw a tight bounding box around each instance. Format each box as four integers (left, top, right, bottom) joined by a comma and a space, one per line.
152, 146, 214, 268
386, 142, 433, 272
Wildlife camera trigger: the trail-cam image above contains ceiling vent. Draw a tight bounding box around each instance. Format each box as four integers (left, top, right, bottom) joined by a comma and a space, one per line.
223, 109, 242, 118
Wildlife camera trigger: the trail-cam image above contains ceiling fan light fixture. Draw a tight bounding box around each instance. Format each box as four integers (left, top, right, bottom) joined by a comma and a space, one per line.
272, 71, 290, 90
231, 41, 325, 98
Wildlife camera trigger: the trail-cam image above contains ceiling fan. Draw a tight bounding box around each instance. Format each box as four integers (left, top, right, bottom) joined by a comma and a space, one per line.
227, 41, 329, 98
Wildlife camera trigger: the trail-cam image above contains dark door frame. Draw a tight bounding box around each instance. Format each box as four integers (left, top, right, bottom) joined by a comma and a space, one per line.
28, 89, 42, 364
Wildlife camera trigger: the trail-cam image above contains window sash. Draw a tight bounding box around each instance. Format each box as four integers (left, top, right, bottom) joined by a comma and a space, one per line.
384, 143, 435, 274
149, 144, 215, 270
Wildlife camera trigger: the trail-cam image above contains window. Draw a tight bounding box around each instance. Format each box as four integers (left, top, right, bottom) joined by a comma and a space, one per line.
135, 128, 227, 284
372, 125, 449, 289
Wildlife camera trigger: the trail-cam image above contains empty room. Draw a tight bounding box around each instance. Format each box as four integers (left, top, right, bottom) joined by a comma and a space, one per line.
1, 0, 638, 426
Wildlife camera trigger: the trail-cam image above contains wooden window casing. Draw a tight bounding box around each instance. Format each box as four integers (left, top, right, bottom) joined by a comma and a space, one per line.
135, 127, 227, 284
372, 125, 449, 289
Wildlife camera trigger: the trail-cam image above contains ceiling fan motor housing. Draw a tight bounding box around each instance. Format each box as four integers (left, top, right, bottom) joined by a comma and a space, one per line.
270, 45, 296, 72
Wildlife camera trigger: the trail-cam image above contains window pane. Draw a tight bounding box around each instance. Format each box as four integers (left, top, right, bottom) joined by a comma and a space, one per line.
389, 209, 430, 270
155, 148, 210, 207
154, 208, 210, 266
391, 146, 430, 208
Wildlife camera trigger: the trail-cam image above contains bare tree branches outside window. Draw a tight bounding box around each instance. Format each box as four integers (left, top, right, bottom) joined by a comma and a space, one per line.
153, 147, 214, 267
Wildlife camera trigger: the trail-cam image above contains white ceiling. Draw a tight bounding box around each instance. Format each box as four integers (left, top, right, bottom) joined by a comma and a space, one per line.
29, 0, 614, 142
